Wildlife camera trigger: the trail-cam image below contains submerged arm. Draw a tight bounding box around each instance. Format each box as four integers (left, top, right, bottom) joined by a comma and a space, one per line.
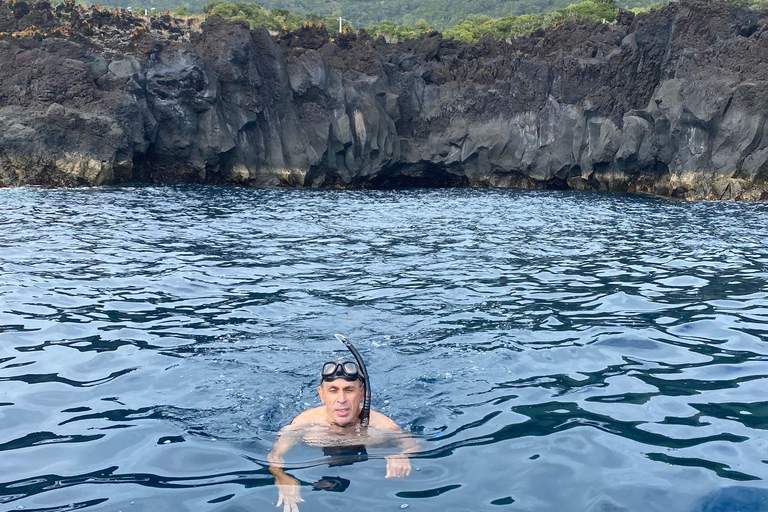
267, 427, 299, 477
268, 425, 304, 512
369, 411, 419, 478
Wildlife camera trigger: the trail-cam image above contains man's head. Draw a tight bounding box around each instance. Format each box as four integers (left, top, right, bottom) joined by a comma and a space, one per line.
318, 359, 364, 426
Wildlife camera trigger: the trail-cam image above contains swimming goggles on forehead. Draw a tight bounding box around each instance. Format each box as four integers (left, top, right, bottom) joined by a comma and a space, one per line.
321, 360, 361, 381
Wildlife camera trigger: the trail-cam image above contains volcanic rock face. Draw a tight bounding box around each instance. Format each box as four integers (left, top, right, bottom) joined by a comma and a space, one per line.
1, 0, 767, 199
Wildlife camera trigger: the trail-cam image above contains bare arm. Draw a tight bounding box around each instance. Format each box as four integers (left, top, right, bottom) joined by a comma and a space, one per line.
268, 412, 317, 512
267, 427, 300, 477
268, 408, 321, 469
369, 411, 419, 478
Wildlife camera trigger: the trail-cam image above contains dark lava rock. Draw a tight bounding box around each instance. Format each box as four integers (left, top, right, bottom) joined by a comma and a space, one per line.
1, 0, 768, 199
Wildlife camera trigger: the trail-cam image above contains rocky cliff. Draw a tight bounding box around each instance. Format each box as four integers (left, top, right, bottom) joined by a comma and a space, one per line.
1, 0, 767, 199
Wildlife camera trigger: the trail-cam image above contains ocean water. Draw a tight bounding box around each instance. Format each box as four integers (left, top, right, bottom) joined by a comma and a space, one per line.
1, 186, 768, 512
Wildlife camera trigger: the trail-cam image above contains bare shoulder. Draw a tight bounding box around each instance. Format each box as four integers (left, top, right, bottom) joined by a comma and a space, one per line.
368, 410, 403, 431
287, 406, 327, 428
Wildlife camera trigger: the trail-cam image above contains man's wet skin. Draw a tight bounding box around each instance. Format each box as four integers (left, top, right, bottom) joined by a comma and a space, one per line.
267, 377, 417, 512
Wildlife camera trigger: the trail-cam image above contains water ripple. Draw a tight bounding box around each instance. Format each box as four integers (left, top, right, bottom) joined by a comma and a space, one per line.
2, 187, 768, 511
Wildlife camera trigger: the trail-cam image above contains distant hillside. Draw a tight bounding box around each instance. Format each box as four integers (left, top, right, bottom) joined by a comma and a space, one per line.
101, 0, 667, 29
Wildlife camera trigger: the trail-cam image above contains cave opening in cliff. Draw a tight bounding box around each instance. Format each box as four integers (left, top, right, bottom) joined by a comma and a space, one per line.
365, 163, 470, 189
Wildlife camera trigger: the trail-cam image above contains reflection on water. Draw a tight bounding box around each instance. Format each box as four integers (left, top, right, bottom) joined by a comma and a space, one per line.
1, 187, 768, 511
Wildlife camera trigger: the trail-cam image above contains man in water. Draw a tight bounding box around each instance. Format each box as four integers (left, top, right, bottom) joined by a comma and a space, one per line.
268, 358, 416, 512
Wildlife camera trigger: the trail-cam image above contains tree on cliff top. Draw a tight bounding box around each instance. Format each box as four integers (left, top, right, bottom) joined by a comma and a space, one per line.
405, 0, 619, 42
97, 0, 661, 29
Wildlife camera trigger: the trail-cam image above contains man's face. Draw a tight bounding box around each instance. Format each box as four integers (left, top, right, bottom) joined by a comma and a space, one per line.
318, 378, 364, 426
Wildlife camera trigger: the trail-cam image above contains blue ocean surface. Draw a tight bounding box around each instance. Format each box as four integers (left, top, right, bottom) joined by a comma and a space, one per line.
1, 186, 768, 512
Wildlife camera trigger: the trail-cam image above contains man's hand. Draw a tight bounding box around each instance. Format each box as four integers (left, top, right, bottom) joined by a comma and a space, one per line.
385, 455, 412, 478
275, 474, 303, 512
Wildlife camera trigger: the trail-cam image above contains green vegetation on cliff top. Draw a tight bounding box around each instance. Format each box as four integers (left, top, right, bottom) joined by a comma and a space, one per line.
105, 0, 655, 28
100, 0, 768, 43
197, 2, 354, 33
194, 0, 620, 41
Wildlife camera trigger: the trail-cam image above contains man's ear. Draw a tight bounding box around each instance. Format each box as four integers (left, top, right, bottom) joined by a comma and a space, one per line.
318, 385, 325, 404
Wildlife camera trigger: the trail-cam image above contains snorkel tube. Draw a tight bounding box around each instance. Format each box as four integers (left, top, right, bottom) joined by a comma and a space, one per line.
334, 334, 371, 427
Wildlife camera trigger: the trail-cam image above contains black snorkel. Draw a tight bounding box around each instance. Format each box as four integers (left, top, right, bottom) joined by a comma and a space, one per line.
334, 334, 371, 427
